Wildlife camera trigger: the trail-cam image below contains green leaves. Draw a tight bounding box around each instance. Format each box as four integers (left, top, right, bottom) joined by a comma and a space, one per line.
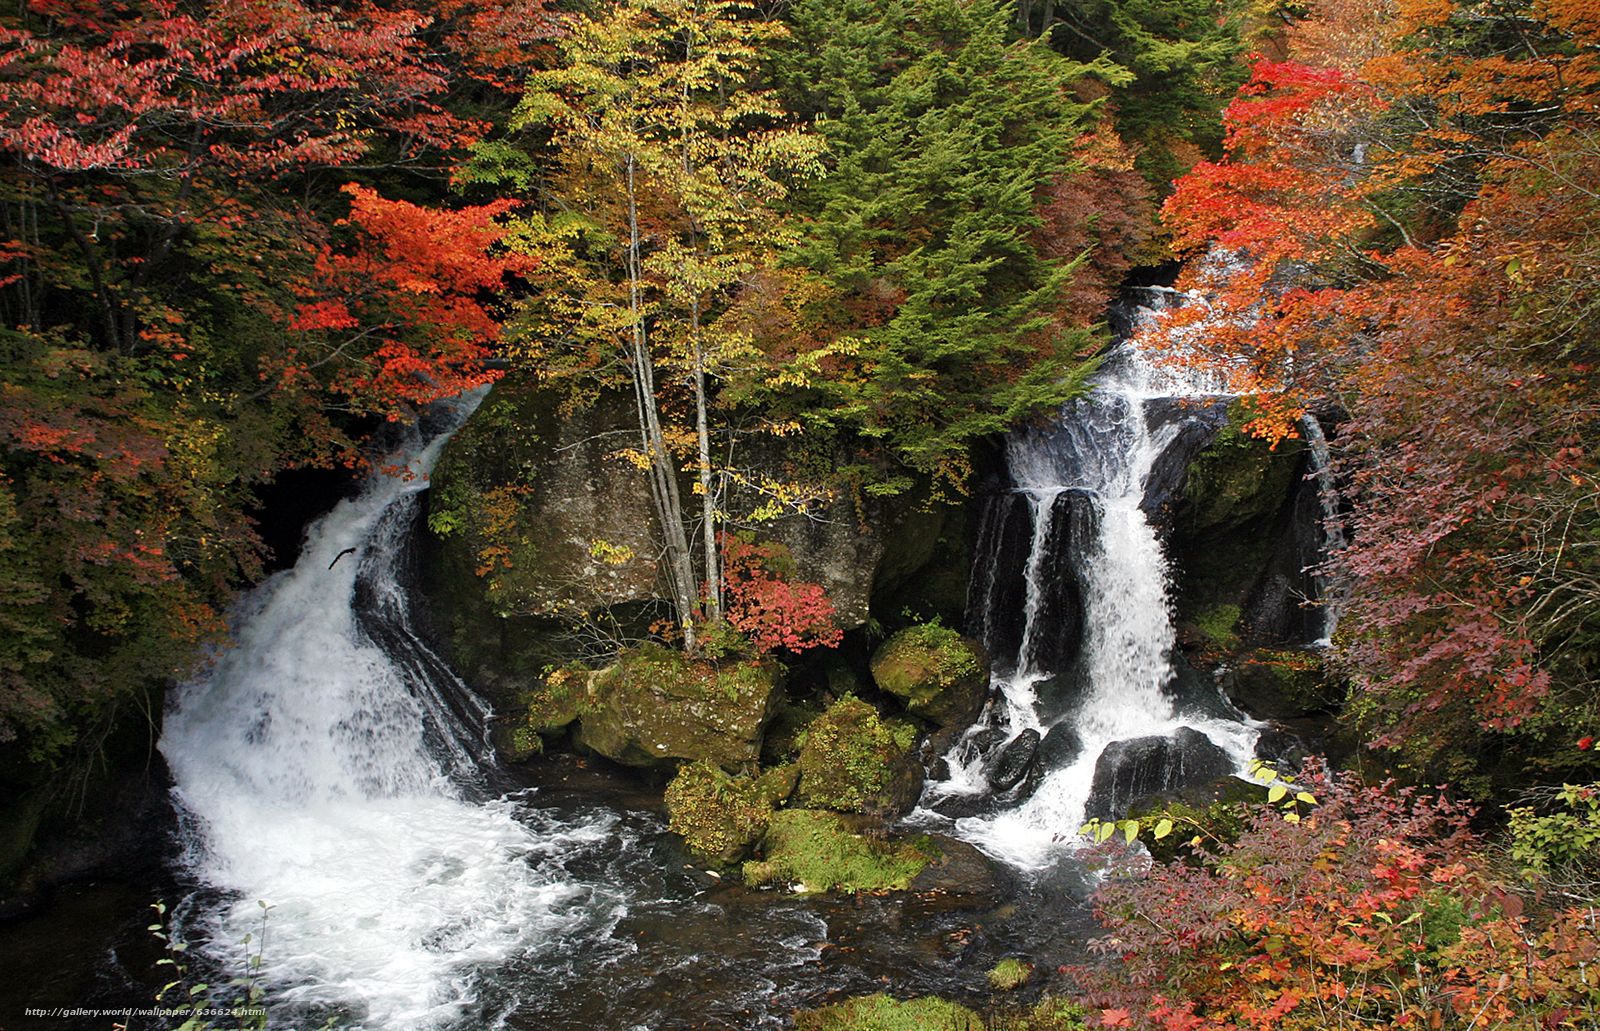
763, 0, 1109, 489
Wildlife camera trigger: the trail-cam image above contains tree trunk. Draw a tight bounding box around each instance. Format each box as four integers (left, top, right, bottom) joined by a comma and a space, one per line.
691, 297, 720, 622
625, 152, 700, 649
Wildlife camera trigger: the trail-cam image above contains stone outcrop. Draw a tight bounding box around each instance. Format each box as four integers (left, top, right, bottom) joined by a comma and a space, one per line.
1084, 728, 1236, 821
573, 645, 783, 770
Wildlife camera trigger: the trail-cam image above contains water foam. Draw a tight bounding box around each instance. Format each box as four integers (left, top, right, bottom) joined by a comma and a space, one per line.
915, 299, 1261, 871
161, 390, 626, 1029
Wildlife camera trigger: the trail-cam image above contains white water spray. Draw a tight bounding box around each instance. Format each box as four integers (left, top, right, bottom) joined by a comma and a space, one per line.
161, 390, 626, 1029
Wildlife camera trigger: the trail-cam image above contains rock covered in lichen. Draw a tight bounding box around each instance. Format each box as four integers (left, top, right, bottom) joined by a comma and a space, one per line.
574, 644, 782, 770
664, 761, 774, 866
796, 696, 919, 814
869, 623, 989, 728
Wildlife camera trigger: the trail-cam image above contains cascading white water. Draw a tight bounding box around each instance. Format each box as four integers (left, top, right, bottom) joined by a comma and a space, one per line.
914, 298, 1260, 871
161, 390, 627, 1030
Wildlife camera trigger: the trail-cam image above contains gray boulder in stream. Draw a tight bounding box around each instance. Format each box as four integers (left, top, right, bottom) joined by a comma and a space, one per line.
1084, 728, 1234, 820
987, 728, 1042, 791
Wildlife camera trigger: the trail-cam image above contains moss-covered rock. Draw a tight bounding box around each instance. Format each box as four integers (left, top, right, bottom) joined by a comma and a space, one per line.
743, 810, 936, 893
574, 644, 782, 770
490, 666, 590, 762
794, 995, 1087, 1031
870, 623, 990, 728
988, 957, 1033, 990
1219, 648, 1338, 720
797, 696, 919, 814
664, 761, 775, 866
793, 994, 981, 1031
1167, 401, 1316, 652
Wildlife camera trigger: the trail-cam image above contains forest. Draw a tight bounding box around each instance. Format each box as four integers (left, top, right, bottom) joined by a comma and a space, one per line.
0, 0, 1597, 1028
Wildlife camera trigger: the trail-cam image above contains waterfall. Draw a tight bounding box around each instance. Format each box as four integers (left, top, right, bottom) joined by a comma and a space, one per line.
160, 389, 627, 1030
1300, 413, 1346, 648
914, 295, 1260, 871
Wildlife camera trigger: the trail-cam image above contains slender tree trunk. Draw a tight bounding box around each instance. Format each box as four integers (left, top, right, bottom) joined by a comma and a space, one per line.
691, 296, 720, 621
679, 11, 721, 626
624, 152, 700, 648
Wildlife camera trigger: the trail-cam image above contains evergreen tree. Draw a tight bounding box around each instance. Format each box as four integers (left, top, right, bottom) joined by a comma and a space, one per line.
765, 0, 1119, 493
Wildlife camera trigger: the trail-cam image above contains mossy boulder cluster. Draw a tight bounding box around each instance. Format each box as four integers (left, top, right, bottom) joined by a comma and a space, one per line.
665, 692, 936, 884
574, 644, 783, 770
869, 624, 990, 728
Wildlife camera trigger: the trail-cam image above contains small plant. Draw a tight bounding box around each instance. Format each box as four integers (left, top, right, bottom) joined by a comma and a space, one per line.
987, 957, 1033, 990
721, 534, 843, 655
150, 899, 271, 1031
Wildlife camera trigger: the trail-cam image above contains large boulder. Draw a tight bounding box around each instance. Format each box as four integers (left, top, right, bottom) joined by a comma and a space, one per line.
1165, 402, 1321, 653
796, 696, 921, 817
987, 728, 1042, 791
574, 645, 782, 770
870, 624, 990, 728
665, 761, 795, 866
907, 835, 1002, 897
1085, 728, 1236, 821
1037, 722, 1084, 770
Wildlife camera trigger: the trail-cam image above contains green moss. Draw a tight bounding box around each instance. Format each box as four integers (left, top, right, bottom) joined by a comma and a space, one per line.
742, 810, 934, 892
576, 644, 782, 769
793, 995, 980, 1031
869, 623, 988, 726
1182, 404, 1302, 531
1007, 999, 1089, 1030
664, 761, 774, 866
1194, 603, 1242, 652
794, 995, 1087, 1031
797, 696, 912, 812
988, 957, 1033, 991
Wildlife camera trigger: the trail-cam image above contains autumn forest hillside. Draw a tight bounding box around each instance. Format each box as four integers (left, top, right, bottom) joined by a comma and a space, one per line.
1, 0, 1599, 1027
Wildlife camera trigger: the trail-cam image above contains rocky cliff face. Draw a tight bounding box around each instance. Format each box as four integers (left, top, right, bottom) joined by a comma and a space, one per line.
418, 375, 973, 702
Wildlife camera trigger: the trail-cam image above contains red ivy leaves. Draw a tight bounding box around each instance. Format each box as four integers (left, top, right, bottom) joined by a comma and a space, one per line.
720, 534, 842, 655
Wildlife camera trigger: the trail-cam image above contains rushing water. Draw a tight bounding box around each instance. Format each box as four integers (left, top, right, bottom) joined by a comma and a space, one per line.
97, 282, 1298, 1025
161, 388, 640, 1028
913, 297, 1261, 871
148, 390, 1089, 1031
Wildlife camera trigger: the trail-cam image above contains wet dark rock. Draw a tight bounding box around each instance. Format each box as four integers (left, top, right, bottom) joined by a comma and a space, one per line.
1141, 397, 1230, 525
987, 729, 1041, 792
1253, 724, 1310, 771
1165, 403, 1321, 656
965, 493, 1034, 669
1085, 728, 1235, 821
1219, 649, 1337, 721
877, 749, 929, 820
908, 835, 1002, 897
1037, 722, 1084, 770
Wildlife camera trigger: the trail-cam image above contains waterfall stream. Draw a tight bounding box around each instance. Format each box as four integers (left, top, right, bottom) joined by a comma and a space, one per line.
160, 390, 631, 1029
913, 297, 1261, 871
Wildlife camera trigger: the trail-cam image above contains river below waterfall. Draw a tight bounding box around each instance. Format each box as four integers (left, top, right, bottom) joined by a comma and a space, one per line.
0, 285, 1304, 1030
0, 751, 1099, 1030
